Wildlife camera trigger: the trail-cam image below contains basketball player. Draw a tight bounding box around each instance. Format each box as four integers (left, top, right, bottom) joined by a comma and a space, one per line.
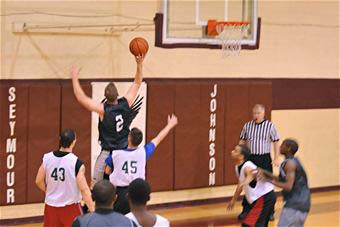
227, 144, 276, 227
126, 178, 170, 227
35, 129, 95, 227
70, 55, 144, 184
72, 180, 136, 227
258, 139, 310, 227
104, 114, 178, 214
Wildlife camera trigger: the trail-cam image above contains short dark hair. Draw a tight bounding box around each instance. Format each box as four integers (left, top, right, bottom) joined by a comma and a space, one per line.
92, 180, 116, 207
283, 139, 299, 154
128, 178, 151, 206
238, 144, 251, 160
105, 82, 118, 102
60, 128, 76, 148
130, 128, 143, 146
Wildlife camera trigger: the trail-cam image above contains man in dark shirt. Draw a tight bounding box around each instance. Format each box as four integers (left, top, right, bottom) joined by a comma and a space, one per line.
72, 180, 136, 227
258, 139, 311, 227
70, 55, 144, 184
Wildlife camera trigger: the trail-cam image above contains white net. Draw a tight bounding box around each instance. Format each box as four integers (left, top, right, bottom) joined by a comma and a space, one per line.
216, 23, 250, 57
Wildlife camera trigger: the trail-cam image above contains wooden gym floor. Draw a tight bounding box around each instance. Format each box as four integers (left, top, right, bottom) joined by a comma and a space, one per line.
5, 190, 340, 227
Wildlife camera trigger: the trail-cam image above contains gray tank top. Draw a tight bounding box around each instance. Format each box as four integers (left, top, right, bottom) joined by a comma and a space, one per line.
279, 157, 311, 212
75, 209, 136, 227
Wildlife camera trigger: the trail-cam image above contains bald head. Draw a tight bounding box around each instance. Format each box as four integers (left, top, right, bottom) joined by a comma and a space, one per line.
253, 104, 265, 122
92, 180, 116, 208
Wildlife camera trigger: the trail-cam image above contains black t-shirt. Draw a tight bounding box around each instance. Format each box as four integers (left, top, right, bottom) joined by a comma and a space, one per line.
53, 151, 83, 176
98, 97, 132, 151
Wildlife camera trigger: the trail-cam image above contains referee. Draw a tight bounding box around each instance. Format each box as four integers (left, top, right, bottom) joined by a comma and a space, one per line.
238, 104, 280, 220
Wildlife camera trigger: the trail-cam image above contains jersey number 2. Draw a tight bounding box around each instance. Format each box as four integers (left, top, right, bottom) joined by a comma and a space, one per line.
122, 161, 137, 174
116, 115, 124, 132
51, 168, 65, 181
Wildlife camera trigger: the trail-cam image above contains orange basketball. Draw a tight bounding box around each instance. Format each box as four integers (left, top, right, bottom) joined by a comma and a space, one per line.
129, 37, 149, 56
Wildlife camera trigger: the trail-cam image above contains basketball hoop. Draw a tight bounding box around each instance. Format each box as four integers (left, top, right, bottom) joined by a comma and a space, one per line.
209, 21, 250, 57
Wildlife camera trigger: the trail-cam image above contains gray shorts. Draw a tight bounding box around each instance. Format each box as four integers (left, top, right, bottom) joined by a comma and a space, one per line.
279, 207, 308, 227
92, 150, 111, 183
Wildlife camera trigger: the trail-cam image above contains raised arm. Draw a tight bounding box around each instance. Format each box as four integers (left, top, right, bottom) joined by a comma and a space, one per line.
124, 56, 144, 107
35, 164, 46, 192
76, 165, 95, 212
151, 114, 178, 147
70, 66, 104, 115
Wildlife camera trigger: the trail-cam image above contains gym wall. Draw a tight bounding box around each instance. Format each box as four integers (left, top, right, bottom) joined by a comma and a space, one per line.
1, 78, 339, 206
0, 1, 338, 80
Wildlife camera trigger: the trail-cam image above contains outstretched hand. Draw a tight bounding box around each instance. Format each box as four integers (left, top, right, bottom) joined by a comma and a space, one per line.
167, 114, 178, 128
135, 55, 144, 65
70, 66, 81, 79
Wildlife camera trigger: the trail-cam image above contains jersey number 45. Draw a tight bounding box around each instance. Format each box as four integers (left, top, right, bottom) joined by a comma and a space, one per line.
122, 161, 137, 174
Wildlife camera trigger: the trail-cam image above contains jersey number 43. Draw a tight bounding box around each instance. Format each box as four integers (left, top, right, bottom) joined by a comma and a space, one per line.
51, 167, 65, 181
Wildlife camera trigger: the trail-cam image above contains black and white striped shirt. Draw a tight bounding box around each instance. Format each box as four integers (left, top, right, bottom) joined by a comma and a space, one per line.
240, 120, 280, 155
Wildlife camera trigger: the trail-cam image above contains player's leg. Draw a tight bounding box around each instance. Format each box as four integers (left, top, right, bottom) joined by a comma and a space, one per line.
278, 207, 307, 227
113, 187, 130, 215
60, 203, 83, 227
239, 197, 252, 220
255, 190, 276, 227
44, 204, 62, 227
242, 191, 276, 227
92, 150, 111, 185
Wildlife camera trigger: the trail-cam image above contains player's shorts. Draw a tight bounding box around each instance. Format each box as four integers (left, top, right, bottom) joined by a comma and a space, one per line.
44, 203, 82, 227
113, 186, 130, 215
242, 190, 276, 227
92, 150, 111, 183
278, 207, 308, 227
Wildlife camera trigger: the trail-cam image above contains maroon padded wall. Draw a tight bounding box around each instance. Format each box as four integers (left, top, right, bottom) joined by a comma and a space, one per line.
146, 82, 175, 191
26, 85, 61, 203
1, 78, 338, 205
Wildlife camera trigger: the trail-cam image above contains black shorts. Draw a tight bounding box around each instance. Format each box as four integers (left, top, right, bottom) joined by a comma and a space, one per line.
249, 153, 273, 173
113, 186, 130, 215
242, 190, 276, 227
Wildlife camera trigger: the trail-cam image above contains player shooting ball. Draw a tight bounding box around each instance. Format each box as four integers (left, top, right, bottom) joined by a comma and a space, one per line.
70, 54, 144, 186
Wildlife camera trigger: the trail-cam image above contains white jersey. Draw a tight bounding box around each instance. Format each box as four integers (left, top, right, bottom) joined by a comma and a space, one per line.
43, 151, 81, 207
236, 160, 274, 204
109, 147, 147, 187
126, 212, 170, 227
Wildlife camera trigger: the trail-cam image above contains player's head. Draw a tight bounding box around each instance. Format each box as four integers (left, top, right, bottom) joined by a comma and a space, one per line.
128, 128, 143, 147
231, 144, 250, 162
92, 180, 116, 208
59, 128, 76, 149
127, 178, 151, 207
280, 139, 299, 156
105, 82, 118, 103
253, 104, 265, 121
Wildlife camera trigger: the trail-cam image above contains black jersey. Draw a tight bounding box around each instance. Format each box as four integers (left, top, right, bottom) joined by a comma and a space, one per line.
98, 96, 143, 151
279, 157, 311, 212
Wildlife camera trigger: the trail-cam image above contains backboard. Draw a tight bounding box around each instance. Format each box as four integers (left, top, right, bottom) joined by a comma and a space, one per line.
155, 0, 260, 50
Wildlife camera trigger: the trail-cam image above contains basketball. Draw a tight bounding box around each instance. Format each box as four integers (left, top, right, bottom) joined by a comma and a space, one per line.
129, 37, 149, 56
